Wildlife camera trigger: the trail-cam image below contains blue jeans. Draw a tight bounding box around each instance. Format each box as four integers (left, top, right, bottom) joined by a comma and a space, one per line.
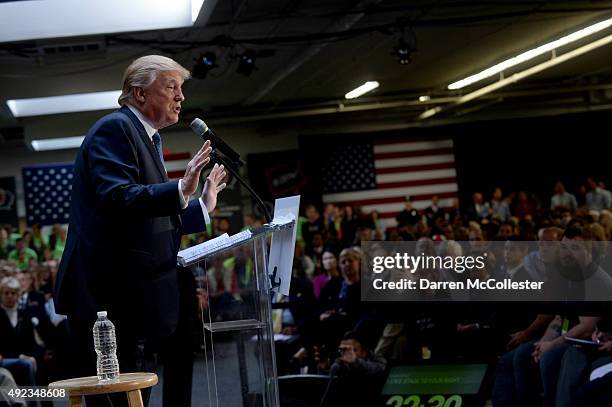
492, 340, 540, 407
556, 346, 592, 407
1, 357, 38, 407
539, 343, 571, 407
0, 357, 36, 386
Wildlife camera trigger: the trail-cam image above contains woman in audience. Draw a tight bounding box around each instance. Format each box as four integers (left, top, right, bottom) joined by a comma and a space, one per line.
313, 250, 340, 299
0, 277, 40, 387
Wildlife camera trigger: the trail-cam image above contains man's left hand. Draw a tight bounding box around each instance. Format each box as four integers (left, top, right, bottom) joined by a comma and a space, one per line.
507, 330, 529, 349
200, 163, 227, 212
598, 339, 612, 353
532, 340, 556, 363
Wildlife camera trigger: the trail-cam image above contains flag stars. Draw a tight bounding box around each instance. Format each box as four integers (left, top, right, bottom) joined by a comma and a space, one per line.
23, 164, 73, 225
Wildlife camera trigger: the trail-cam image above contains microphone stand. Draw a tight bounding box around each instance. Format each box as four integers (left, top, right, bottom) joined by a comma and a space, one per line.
209, 150, 273, 224
210, 150, 283, 294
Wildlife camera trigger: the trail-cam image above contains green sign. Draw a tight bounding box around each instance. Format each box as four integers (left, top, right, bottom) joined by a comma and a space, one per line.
386, 394, 464, 407
382, 364, 487, 395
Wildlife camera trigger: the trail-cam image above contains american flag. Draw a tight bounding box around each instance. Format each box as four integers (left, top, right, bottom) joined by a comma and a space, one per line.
22, 163, 74, 226
321, 137, 458, 228
163, 151, 190, 180
21, 149, 189, 226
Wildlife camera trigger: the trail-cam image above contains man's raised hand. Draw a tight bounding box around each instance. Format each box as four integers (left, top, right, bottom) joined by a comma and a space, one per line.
201, 163, 227, 212
181, 140, 212, 197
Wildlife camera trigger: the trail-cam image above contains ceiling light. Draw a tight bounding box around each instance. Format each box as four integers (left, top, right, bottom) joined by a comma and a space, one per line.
7, 90, 121, 118
191, 0, 206, 23
345, 81, 380, 99
0, 0, 209, 43
193, 52, 217, 79
423, 31, 612, 120
236, 50, 257, 77
31, 136, 85, 152
448, 16, 612, 90
392, 39, 414, 65
418, 95, 431, 102
419, 107, 442, 120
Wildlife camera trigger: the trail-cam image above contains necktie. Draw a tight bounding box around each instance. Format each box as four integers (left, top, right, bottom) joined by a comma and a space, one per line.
152, 132, 165, 167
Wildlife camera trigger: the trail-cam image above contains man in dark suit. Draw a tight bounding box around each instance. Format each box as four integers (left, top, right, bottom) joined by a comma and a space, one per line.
53, 55, 227, 406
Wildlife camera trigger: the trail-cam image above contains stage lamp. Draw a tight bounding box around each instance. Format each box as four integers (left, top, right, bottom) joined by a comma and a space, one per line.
236, 49, 257, 76
193, 52, 217, 79
392, 39, 414, 65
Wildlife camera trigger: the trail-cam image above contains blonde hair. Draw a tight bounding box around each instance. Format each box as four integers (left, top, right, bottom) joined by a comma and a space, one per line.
118, 55, 191, 106
340, 247, 362, 261
0, 276, 20, 292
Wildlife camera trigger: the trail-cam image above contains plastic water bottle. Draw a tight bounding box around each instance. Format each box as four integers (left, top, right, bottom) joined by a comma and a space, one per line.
93, 311, 120, 382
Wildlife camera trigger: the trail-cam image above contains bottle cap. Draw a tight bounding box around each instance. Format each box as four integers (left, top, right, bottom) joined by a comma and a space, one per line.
97, 311, 108, 318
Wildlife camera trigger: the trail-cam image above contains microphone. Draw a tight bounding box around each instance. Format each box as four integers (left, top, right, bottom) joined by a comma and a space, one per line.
190, 118, 244, 167
190, 117, 272, 223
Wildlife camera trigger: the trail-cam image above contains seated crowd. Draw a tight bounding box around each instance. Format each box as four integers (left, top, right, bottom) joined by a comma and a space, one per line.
0, 224, 68, 406
2, 178, 612, 406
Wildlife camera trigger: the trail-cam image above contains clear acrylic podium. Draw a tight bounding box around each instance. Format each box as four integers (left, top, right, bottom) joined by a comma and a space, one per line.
179, 222, 294, 407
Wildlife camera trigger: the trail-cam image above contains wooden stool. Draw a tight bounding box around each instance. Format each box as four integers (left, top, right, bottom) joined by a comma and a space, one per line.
49, 372, 158, 407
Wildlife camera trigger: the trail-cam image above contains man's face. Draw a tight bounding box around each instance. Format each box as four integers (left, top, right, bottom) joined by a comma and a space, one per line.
306, 207, 318, 222
416, 239, 433, 256
499, 225, 513, 239
473, 193, 482, 204
493, 189, 502, 200
18, 273, 33, 291
538, 230, 560, 264
218, 219, 230, 232
322, 252, 337, 271
1, 287, 19, 308
504, 242, 526, 268
560, 237, 591, 269
339, 339, 366, 359
243, 215, 254, 226
324, 204, 334, 216
588, 178, 597, 190
339, 251, 360, 284
138, 70, 185, 129
332, 206, 341, 218
469, 231, 486, 251
359, 228, 372, 241
443, 225, 455, 240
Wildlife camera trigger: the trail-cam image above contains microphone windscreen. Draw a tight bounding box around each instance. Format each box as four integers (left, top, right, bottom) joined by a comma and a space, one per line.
190, 118, 209, 135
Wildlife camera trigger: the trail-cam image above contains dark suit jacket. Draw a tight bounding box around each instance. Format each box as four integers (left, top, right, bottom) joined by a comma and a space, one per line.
0, 308, 43, 360
54, 105, 205, 338
19, 290, 53, 344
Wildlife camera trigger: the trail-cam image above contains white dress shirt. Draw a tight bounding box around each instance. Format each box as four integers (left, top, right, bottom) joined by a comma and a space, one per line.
127, 104, 210, 225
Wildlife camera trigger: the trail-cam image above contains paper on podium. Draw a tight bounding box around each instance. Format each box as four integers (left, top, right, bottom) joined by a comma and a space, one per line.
177, 230, 252, 266
267, 195, 300, 295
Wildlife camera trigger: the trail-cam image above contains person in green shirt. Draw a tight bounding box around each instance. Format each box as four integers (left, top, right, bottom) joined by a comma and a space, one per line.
0, 228, 12, 260
49, 224, 67, 259
31, 224, 49, 254
2, 223, 20, 246
7, 238, 38, 271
